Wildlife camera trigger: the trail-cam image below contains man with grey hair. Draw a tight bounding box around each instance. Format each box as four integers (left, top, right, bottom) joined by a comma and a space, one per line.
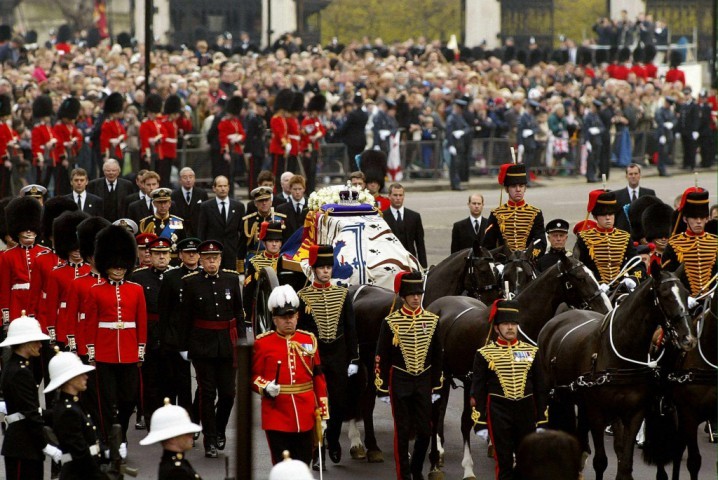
171, 167, 208, 236
87, 159, 135, 222
277, 171, 293, 203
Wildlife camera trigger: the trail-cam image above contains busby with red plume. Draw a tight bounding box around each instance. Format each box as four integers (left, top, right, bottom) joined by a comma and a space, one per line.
489, 299, 520, 325
259, 221, 284, 242
94, 225, 137, 279
498, 163, 527, 186
678, 187, 709, 219
587, 190, 617, 217
394, 270, 424, 297
308, 244, 334, 268
53, 210, 89, 261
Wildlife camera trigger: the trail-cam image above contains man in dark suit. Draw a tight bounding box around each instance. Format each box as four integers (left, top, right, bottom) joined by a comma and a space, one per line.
614, 163, 656, 231
335, 94, 368, 170
172, 167, 209, 237
451, 193, 487, 253
276, 174, 308, 241
67, 167, 104, 216
678, 87, 701, 171
382, 182, 427, 268
86, 159, 135, 222
121, 169, 147, 218
127, 170, 159, 224
197, 175, 245, 271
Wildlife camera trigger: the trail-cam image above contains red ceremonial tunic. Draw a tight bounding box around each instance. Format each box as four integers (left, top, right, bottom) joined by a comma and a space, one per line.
61, 272, 104, 356
665, 68, 686, 86
630, 64, 647, 81
52, 121, 83, 160
100, 119, 126, 159
139, 118, 163, 159
31, 123, 58, 166
0, 244, 52, 323
269, 114, 289, 155
252, 329, 329, 432
287, 117, 300, 155
84, 280, 147, 364
0, 122, 20, 159
45, 262, 91, 345
28, 250, 61, 331
300, 116, 326, 152
160, 118, 178, 159
218, 117, 245, 154
645, 63, 658, 79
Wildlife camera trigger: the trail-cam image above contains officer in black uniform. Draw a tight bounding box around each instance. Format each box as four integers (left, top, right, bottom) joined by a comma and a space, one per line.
244, 221, 285, 325
375, 271, 443, 480
140, 398, 203, 480
536, 219, 570, 272
0, 314, 60, 480
470, 299, 547, 480
132, 236, 173, 423
297, 244, 359, 468
158, 237, 202, 413
138, 188, 187, 258
238, 186, 286, 274
483, 163, 546, 260
179, 240, 244, 458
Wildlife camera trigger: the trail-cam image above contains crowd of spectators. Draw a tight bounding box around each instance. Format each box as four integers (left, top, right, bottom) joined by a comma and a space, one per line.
0, 18, 713, 196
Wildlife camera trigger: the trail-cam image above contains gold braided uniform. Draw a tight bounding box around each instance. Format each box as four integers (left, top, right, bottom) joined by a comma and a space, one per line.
483, 200, 546, 258
574, 227, 640, 283
238, 211, 286, 273
242, 251, 280, 321
662, 231, 718, 296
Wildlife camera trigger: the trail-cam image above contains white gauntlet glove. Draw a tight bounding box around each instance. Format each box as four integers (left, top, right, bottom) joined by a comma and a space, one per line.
119, 442, 127, 459
0, 401, 6, 414
180, 351, 189, 361
621, 278, 637, 290
379, 129, 390, 140
347, 364, 359, 377
448, 146, 457, 155
380, 396, 391, 405
43, 445, 63, 463
659, 135, 666, 145
585, 142, 592, 152
452, 130, 465, 139
475, 429, 489, 442
599, 283, 610, 293
284, 143, 291, 155
431, 393, 441, 404
588, 127, 600, 135
687, 296, 699, 309
663, 122, 673, 130
264, 380, 281, 398
692, 131, 699, 140
522, 129, 534, 138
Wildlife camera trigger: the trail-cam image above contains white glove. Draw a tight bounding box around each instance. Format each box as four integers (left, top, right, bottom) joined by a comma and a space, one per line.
687, 296, 699, 309
659, 135, 666, 145
621, 278, 637, 290
585, 142, 592, 153
119, 442, 127, 459
284, 143, 291, 155
588, 127, 600, 135
347, 364, 359, 376
43, 445, 63, 463
522, 128, 534, 138
536, 428, 546, 433
0, 401, 6, 414
265, 381, 281, 398
238, 274, 245, 284
599, 283, 610, 293
452, 130, 465, 139
431, 393, 441, 404
448, 146, 457, 155
321, 420, 327, 432
179, 351, 189, 361
692, 131, 699, 140
379, 129, 390, 140
380, 396, 391, 405
663, 122, 673, 130
495, 264, 505, 275
475, 429, 489, 442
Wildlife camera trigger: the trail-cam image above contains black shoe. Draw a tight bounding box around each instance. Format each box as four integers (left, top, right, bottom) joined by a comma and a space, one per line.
312, 449, 327, 471
328, 443, 342, 463
659, 172, 672, 177
135, 417, 146, 430
205, 444, 218, 458
217, 433, 226, 451
193, 431, 201, 441
451, 186, 466, 191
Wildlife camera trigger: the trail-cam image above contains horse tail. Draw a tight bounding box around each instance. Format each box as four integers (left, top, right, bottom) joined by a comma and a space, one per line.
642, 395, 679, 466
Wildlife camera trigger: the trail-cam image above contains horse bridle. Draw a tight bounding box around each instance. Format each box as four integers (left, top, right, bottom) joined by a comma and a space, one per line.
463, 254, 502, 298
556, 260, 604, 310
651, 276, 692, 347
501, 257, 537, 287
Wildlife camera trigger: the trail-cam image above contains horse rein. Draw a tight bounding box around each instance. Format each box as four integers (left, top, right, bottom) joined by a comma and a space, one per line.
463, 254, 501, 298
555, 260, 604, 310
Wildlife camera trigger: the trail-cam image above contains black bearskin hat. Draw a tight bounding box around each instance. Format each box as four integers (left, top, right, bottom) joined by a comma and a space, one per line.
628, 195, 663, 241
669, 50, 682, 69
163, 94, 182, 115
225, 96, 243, 116
57, 97, 81, 120
57, 24, 72, 44
289, 91, 305, 113
273, 89, 294, 112
53, 210, 89, 261
360, 150, 387, 190
618, 47, 631, 63
642, 203, 674, 241
103, 92, 124, 115
307, 94, 327, 113
77, 216, 110, 262
32, 95, 54, 118
145, 94, 163, 114
42, 196, 78, 242
644, 45, 657, 63
6, 196, 42, 242
632, 46, 644, 64
86, 28, 101, 48
116, 32, 132, 49
0, 93, 12, 117
94, 225, 137, 279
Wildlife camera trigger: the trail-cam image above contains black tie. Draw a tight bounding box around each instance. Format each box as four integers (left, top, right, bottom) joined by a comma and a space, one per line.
220, 201, 226, 222
396, 210, 402, 222
186, 191, 191, 204
296, 202, 302, 215
76, 195, 82, 210
474, 219, 479, 234
109, 182, 114, 193
631, 190, 637, 202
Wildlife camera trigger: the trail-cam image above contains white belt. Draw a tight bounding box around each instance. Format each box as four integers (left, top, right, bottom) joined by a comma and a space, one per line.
4, 412, 25, 424
11, 283, 30, 290
61, 444, 101, 463
98, 321, 136, 330
288, 135, 300, 140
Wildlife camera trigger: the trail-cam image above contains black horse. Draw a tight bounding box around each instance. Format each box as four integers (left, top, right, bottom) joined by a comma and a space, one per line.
538, 268, 697, 480
499, 248, 538, 297
344, 247, 501, 463
426, 253, 612, 480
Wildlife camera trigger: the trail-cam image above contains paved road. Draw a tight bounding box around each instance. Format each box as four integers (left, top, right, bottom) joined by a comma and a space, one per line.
4, 169, 717, 479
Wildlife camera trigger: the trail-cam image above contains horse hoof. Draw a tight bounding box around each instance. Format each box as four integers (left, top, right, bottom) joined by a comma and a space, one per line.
367, 449, 384, 463
438, 452, 444, 467
350, 445, 367, 460
487, 445, 495, 458
428, 470, 445, 480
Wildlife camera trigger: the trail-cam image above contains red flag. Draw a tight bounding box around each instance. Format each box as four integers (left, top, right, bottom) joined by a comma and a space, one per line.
94, 0, 109, 39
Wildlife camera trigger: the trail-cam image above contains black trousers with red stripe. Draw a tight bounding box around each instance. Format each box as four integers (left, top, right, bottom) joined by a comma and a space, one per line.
95, 362, 140, 443
265, 429, 314, 466
487, 395, 536, 480
390, 369, 432, 480
4, 457, 43, 480
193, 357, 236, 447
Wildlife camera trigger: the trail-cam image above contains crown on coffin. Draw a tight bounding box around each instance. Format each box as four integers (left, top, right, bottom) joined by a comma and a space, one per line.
338, 183, 361, 204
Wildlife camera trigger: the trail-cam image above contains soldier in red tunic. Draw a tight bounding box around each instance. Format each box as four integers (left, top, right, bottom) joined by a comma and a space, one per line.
0, 93, 19, 197
138, 94, 164, 171
100, 92, 127, 165
52, 97, 83, 196
159, 95, 182, 188
269, 89, 295, 181
84, 224, 147, 448
299, 95, 326, 194
31, 95, 57, 188
252, 284, 329, 466
286, 92, 304, 173
217, 96, 246, 195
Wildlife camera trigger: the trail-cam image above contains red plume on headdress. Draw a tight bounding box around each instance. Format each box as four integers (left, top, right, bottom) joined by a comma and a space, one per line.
586, 189, 606, 214
308, 244, 319, 267
394, 271, 409, 294
488, 299, 501, 323
497, 164, 512, 186
259, 221, 269, 241
647, 242, 656, 252
677, 186, 704, 212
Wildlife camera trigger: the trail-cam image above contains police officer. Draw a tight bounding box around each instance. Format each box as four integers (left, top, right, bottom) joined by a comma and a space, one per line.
536, 219, 570, 272
297, 244, 359, 467
139, 187, 187, 253
655, 96, 677, 177
252, 284, 329, 466
132, 236, 173, 423
139, 398, 203, 480
179, 240, 244, 458
662, 188, 717, 301
244, 221, 285, 326
0, 313, 61, 479
445, 99, 472, 191
483, 163, 546, 259
157, 237, 202, 412
239, 186, 286, 274
44, 351, 108, 479
470, 299, 547, 480
518, 100, 541, 174
574, 189, 644, 290
582, 99, 606, 183
375, 271, 443, 480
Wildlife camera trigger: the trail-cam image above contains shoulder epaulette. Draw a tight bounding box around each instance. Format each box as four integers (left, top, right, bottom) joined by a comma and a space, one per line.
242, 212, 258, 221
170, 214, 184, 221
133, 266, 149, 273
274, 212, 287, 218
182, 271, 200, 279
296, 329, 318, 343
222, 269, 239, 275
255, 330, 275, 340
